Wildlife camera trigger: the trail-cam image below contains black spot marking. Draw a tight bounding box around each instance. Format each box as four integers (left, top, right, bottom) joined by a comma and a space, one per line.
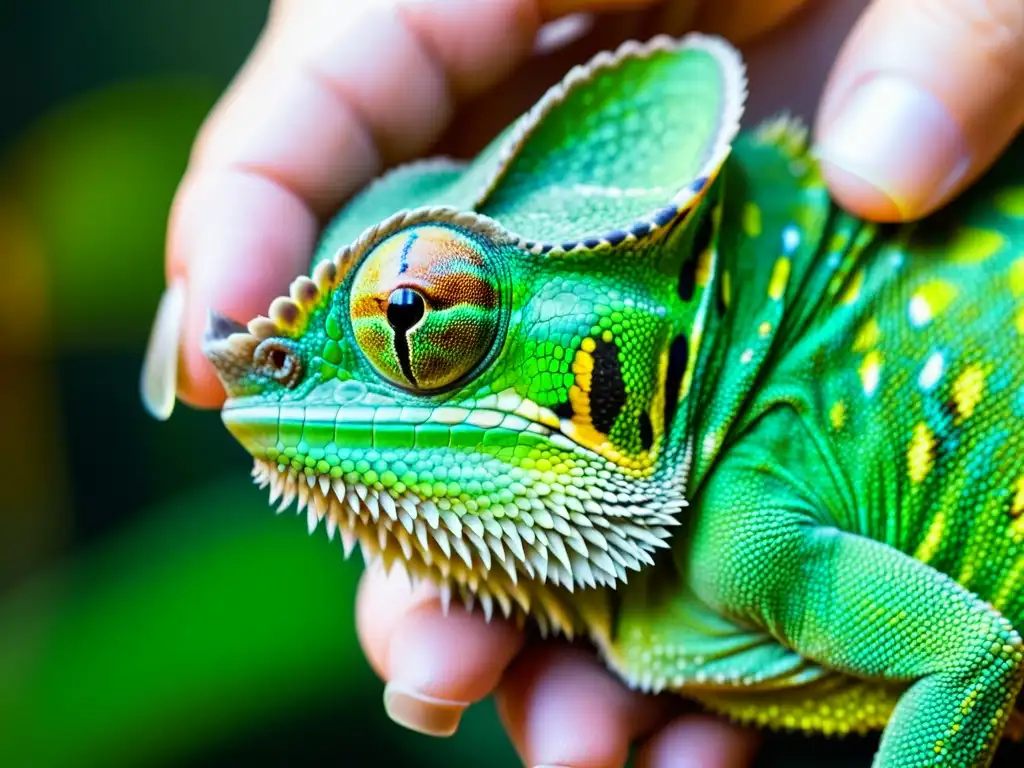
583, 238, 602, 249
653, 206, 678, 226
692, 175, 708, 193
631, 222, 651, 238
386, 288, 425, 386
554, 399, 575, 420
540, 243, 554, 254
662, 334, 689, 431
605, 229, 628, 246
561, 241, 578, 252
638, 411, 654, 451
679, 210, 713, 302
589, 338, 627, 435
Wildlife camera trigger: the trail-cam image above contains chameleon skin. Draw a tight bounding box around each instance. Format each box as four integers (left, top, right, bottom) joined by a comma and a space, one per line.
198, 35, 1024, 767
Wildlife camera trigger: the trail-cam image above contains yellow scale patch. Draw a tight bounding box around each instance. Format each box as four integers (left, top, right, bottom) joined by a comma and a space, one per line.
947, 227, 1006, 264
838, 268, 864, 306
742, 202, 762, 237
859, 350, 882, 397
768, 257, 790, 301
951, 365, 986, 422
1010, 258, 1024, 297
915, 510, 947, 564
910, 280, 958, 323
907, 422, 935, 485
829, 401, 846, 431
853, 318, 881, 352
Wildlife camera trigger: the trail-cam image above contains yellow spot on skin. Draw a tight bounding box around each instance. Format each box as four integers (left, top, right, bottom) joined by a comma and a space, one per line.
995, 187, 1024, 218
907, 422, 935, 484
838, 269, 864, 305
860, 351, 882, 397
1010, 258, 1024, 297
915, 509, 946, 564
952, 365, 986, 421
948, 227, 1005, 263
742, 203, 762, 237
768, 257, 790, 300
695, 245, 714, 287
829, 401, 846, 430
910, 280, 957, 326
1012, 475, 1024, 518
758, 321, 772, 338
853, 318, 881, 352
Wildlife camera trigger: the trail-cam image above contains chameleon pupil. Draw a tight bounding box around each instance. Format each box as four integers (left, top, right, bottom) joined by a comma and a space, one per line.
386, 288, 426, 332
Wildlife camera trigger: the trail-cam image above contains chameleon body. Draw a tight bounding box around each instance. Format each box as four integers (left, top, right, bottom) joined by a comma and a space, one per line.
199, 35, 1024, 767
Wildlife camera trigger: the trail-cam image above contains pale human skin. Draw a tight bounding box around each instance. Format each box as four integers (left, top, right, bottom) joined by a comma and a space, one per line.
147, 1, 1024, 765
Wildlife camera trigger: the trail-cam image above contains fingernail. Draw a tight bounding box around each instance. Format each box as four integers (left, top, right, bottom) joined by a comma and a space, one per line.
815, 75, 970, 218
140, 279, 186, 421
383, 682, 468, 737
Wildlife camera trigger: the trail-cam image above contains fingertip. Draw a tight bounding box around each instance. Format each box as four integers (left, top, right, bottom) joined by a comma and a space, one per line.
816, 155, 904, 223
497, 645, 667, 768
634, 713, 760, 768
165, 167, 318, 408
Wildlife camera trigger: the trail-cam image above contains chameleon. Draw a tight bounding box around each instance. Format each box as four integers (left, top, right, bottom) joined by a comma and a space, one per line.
186, 33, 1024, 767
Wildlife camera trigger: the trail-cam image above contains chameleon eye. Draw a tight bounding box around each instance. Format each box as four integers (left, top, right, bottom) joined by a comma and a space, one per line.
253, 339, 303, 388
349, 225, 503, 392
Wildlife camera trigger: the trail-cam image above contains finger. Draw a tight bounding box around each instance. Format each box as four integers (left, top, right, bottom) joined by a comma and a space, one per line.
354, 561, 523, 737
814, 0, 1024, 222
150, 0, 563, 414
634, 713, 761, 768
495, 644, 671, 768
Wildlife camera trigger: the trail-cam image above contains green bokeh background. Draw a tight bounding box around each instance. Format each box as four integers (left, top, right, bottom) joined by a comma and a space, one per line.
0, 3, 1018, 766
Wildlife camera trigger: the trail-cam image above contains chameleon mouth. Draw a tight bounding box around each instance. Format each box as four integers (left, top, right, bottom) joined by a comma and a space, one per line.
225, 395, 683, 637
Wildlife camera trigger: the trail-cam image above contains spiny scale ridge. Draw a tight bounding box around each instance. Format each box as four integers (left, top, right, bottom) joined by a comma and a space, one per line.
250, 459, 685, 638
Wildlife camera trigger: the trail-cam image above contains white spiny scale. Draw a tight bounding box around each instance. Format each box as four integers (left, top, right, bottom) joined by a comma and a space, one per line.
491, 584, 513, 619
442, 511, 462, 538
452, 536, 474, 569
377, 524, 389, 551
296, 480, 310, 512
380, 491, 397, 520
478, 586, 494, 622
464, 515, 485, 538
318, 474, 331, 496
340, 527, 357, 558
566, 533, 589, 558
414, 520, 431, 553
332, 478, 346, 501
546, 532, 573, 573
396, 528, 414, 559
590, 548, 619, 579
305, 473, 316, 489
431, 526, 452, 557
486, 533, 506, 564
580, 527, 609, 550
571, 556, 597, 588
397, 507, 414, 534
501, 520, 526, 560
420, 499, 440, 527
313, 488, 329, 516
465, 529, 491, 570
355, 484, 368, 501
326, 514, 338, 541
365, 492, 380, 520
516, 522, 536, 546
278, 477, 297, 513
307, 507, 319, 534
268, 474, 284, 504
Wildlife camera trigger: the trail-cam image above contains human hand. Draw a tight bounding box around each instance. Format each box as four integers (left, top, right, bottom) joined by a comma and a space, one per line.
142, 1, 1024, 765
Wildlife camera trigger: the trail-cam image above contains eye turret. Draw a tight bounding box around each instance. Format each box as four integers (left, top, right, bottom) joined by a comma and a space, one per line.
349, 225, 504, 392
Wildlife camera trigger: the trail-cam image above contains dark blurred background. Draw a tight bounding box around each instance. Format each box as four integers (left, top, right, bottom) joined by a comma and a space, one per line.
0, 2, 1019, 767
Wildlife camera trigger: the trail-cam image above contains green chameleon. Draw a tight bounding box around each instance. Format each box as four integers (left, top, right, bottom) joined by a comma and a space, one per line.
189, 34, 1024, 767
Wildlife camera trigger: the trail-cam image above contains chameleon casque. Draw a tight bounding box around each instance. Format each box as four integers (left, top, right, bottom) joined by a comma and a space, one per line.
192, 34, 1024, 767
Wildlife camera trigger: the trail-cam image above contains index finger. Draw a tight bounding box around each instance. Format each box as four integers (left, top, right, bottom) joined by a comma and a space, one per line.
142, 0, 611, 417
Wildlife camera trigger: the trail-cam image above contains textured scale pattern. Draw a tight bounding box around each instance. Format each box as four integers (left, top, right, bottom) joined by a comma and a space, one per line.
195, 34, 1024, 768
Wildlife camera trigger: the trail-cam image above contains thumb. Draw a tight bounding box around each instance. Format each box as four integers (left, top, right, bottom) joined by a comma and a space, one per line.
813, 0, 1024, 222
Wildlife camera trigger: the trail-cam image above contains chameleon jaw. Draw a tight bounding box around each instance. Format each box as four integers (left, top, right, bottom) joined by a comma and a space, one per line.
242, 414, 688, 639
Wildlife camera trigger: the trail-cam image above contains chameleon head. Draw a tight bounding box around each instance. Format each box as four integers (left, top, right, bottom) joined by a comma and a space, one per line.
203, 209, 693, 634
